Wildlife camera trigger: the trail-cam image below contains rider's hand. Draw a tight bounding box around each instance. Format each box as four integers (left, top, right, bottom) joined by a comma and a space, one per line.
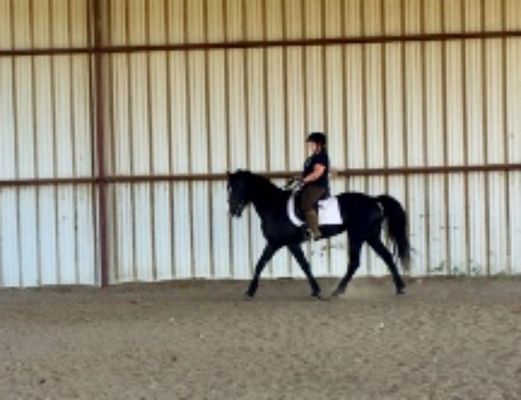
285, 177, 303, 191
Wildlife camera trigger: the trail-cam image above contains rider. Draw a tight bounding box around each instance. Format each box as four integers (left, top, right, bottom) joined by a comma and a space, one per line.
301, 132, 330, 240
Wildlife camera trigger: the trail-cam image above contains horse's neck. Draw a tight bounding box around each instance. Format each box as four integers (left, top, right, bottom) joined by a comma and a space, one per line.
248, 175, 285, 218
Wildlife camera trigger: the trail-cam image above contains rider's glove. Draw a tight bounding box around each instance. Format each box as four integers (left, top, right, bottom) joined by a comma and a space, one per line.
284, 177, 303, 191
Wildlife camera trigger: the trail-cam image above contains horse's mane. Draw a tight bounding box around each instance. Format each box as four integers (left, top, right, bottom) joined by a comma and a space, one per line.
236, 169, 284, 198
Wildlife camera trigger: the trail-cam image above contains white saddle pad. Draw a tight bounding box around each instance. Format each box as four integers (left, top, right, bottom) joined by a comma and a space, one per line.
287, 194, 343, 227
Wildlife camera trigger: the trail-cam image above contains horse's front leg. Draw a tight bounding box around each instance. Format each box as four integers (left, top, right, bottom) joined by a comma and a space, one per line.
287, 244, 322, 298
245, 243, 280, 298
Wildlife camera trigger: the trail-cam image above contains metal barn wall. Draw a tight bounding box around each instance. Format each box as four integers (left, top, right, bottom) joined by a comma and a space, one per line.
0, 0, 97, 287
1, 0, 521, 287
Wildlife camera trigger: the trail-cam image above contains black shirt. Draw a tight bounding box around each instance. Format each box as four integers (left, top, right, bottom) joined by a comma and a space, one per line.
302, 150, 330, 189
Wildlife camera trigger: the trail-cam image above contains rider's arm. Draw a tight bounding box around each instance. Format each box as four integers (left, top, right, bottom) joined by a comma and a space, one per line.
302, 163, 326, 183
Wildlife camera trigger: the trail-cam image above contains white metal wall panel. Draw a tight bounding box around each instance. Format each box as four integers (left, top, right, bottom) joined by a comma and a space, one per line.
168, 53, 192, 279
1, 0, 88, 49
208, 50, 232, 279
0, 186, 96, 287
0, 0, 95, 288
506, 4, 521, 273
401, 1, 425, 277
511, 172, 521, 274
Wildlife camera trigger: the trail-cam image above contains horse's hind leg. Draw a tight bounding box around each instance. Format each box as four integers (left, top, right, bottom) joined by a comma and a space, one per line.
368, 236, 406, 294
288, 244, 321, 298
245, 243, 280, 298
332, 240, 363, 297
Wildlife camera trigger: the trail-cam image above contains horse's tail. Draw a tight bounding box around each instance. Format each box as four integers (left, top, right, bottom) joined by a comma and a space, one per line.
376, 195, 411, 272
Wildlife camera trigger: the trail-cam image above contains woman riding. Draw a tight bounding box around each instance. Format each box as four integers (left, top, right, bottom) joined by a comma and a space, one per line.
300, 132, 330, 240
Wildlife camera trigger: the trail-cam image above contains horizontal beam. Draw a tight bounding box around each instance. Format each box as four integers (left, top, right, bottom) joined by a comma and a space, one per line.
1, 30, 521, 57
1, 163, 520, 188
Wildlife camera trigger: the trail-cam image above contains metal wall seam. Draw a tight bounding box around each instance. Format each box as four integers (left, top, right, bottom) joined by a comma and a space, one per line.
92, 0, 108, 286
243, 0, 255, 278
165, 0, 176, 280
324, 0, 348, 277
360, 0, 372, 276
500, 0, 512, 275
1, 0, 16, 286
190, 0, 212, 279
367, 0, 387, 276
206, 0, 229, 279
184, 0, 196, 279
339, 0, 350, 277
480, 0, 492, 275
145, 0, 158, 281
228, 0, 250, 279
7, 32, 521, 57
260, 0, 273, 277
203, 0, 215, 279
49, 0, 61, 285
344, 0, 363, 274
169, 0, 191, 279
266, 0, 289, 278
505, 1, 521, 274
419, 0, 431, 276
319, 0, 332, 276
446, 0, 467, 275
411, 0, 429, 276
126, 0, 138, 282
384, 0, 407, 273
440, 0, 451, 275
397, 0, 410, 276
67, 0, 80, 283
299, 0, 311, 274
82, 0, 96, 286
133, 1, 154, 281
107, 0, 119, 283
29, 0, 41, 287
460, 0, 471, 275
464, 0, 486, 276
225, 0, 237, 278
245, 0, 268, 281
485, 0, 508, 275
282, 0, 294, 278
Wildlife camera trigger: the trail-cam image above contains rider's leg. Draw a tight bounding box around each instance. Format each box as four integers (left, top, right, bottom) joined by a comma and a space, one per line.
300, 185, 326, 240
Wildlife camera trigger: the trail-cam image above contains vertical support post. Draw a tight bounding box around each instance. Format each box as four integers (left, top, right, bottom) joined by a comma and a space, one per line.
91, 0, 109, 287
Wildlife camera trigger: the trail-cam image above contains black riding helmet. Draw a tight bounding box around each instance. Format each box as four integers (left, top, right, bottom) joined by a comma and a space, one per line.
306, 132, 326, 146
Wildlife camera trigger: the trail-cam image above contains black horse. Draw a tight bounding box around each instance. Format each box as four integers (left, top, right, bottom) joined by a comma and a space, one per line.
227, 170, 411, 298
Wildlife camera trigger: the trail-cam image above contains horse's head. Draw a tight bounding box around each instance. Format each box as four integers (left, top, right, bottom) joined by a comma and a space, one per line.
227, 170, 251, 217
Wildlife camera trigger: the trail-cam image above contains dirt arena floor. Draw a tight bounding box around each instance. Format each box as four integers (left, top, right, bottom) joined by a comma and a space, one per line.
1, 277, 521, 400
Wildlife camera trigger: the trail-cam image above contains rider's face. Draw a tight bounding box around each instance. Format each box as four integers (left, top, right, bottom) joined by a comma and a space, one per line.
307, 141, 318, 154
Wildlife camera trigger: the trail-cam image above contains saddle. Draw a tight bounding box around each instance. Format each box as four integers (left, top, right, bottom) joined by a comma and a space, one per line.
287, 189, 343, 227
293, 189, 329, 221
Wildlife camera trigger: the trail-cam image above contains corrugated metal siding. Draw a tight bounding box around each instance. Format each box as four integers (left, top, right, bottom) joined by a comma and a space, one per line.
99, 0, 521, 281
0, 0, 95, 287
1, 0, 521, 286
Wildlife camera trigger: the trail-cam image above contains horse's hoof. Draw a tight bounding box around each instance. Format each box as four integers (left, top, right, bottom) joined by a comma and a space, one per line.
396, 287, 406, 295
243, 293, 255, 301
311, 292, 326, 301
331, 288, 345, 298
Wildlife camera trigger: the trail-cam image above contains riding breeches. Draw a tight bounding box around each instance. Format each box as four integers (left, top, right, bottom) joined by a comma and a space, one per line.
300, 185, 326, 237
